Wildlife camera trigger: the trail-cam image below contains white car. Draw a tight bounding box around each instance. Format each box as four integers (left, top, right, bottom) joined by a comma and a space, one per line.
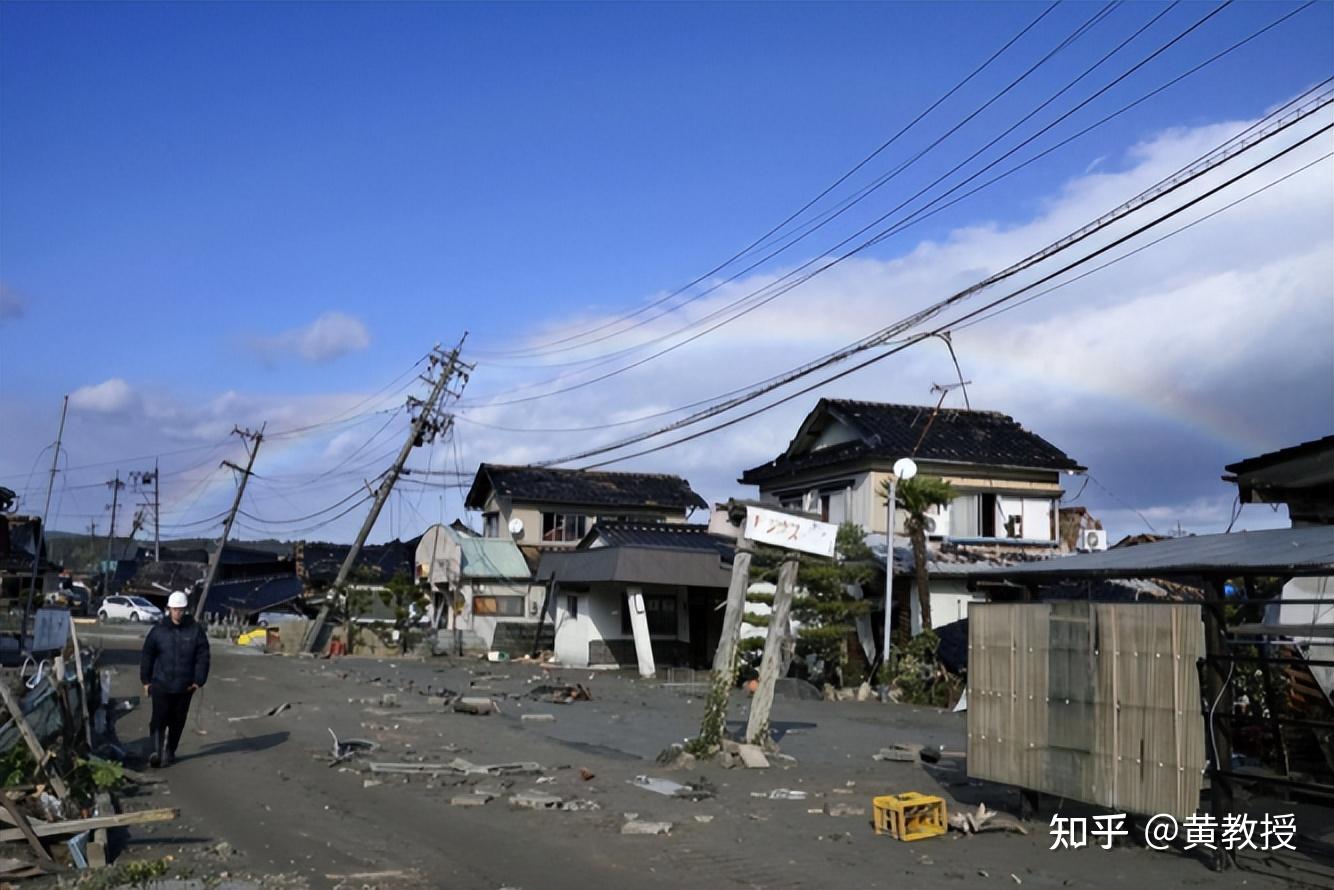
97, 595, 163, 623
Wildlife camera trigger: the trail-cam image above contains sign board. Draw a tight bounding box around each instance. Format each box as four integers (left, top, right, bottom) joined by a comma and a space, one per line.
743, 505, 837, 558
32, 608, 71, 653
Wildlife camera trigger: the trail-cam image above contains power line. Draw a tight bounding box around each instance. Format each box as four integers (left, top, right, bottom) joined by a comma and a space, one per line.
461, 1, 1302, 409
467, 1, 1069, 361
551, 104, 1332, 468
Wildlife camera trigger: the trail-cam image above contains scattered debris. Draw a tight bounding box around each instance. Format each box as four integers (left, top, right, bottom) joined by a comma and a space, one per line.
368, 758, 540, 777
620, 821, 672, 835
561, 799, 601, 812
629, 776, 715, 801
521, 713, 555, 723
825, 802, 867, 817
948, 803, 1028, 836
528, 684, 592, 704
579, 768, 595, 781
766, 789, 808, 800
873, 744, 922, 763
227, 702, 292, 722
735, 744, 770, 769
328, 728, 380, 765
451, 794, 491, 807
511, 791, 563, 810
693, 815, 714, 824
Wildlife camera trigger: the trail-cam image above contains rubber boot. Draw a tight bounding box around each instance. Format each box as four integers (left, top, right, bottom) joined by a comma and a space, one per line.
148, 731, 162, 768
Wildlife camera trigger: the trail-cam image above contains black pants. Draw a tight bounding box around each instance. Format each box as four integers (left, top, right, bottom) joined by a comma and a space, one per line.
150, 690, 194, 753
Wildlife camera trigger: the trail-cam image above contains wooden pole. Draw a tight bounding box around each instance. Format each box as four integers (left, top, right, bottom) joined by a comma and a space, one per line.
746, 554, 799, 747
195, 426, 264, 619
1201, 578, 1234, 872
22, 396, 69, 651
530, 576, 558, 658
68, 615, 93, 750
697, 535, 754, 751
0, 682, 70, 800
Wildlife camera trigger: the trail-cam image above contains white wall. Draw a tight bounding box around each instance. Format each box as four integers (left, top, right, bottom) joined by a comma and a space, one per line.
1276, 576, 1334, 698
928, 580, 981, 627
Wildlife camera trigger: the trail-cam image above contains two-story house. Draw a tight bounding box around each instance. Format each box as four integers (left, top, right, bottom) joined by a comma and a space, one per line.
464, 464, 707, 546
739, 398, 1085, 629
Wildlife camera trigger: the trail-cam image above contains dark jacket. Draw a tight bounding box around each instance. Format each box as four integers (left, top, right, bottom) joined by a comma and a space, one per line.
140, 615, 211, 694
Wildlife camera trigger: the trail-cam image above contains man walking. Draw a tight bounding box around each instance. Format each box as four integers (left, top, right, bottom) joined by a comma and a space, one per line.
140, 591, 210, 767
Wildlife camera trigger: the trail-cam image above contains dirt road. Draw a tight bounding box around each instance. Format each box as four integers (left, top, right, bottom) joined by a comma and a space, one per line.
83, 626, 1298, 890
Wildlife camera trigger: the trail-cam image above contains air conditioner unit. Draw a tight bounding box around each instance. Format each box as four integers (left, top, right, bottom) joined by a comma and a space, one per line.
1078, 528, 1108, 552
923, 511, 951, 538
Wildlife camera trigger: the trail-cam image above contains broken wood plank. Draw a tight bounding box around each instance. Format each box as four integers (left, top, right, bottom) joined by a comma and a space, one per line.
0, 807, 177, 842
0, 785, 52, 862
0, 681, 71, 800
68, 616, 94, 750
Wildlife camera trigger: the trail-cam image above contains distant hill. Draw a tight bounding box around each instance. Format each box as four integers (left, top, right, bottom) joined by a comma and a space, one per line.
42, 531, 293, 573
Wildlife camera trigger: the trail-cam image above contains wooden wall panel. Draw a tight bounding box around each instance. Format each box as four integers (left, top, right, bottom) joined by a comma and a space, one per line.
968, 602, 1205, 818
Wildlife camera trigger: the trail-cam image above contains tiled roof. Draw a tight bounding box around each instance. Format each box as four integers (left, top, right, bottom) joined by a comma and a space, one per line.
1224, 434, 1334, 475
581, 521, 734, 561
465, 464, 706, 512
741, 399, 1082, 484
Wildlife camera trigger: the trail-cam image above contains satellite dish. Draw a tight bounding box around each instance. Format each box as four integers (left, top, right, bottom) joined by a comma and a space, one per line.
508, 517, 525, 538
893, 457, 918, 481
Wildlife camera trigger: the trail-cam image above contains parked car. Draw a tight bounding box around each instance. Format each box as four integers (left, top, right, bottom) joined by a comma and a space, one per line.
97, 595, 163, 623
256, 610, 305, 627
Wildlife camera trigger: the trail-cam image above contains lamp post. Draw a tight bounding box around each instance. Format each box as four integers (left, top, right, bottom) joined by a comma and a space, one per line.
883, 457, 917, 672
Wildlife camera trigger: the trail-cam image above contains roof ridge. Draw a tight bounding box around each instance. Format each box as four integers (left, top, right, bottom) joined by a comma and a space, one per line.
481, 462, 690, 481
826, 397, 1008, 418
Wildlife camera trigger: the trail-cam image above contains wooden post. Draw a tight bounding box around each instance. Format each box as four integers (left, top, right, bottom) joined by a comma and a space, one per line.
530, 576, 558, 657
1201, 579, 1234, 871
0, 682, 70, 800
68, 615, 93, 750
746, 554, 799, 747
697, 536, 755, 751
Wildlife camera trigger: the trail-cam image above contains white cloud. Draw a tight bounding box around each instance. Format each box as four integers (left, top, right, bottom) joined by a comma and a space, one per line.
251, 312, 371, 363
455, 108, 1334, 542
70, 378, 137, 414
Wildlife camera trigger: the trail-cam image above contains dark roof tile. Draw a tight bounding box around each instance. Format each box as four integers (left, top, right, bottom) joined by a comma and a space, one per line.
741, 399, 1082, 484
465, 465, 706, 512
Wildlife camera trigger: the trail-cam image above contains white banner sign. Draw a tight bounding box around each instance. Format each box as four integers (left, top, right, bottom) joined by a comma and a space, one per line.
744, 506, 838, 558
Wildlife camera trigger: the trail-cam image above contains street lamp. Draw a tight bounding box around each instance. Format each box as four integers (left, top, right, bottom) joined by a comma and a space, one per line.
883, 457, 917, 675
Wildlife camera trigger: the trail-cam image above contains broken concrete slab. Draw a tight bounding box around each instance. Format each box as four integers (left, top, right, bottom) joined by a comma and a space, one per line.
450, 794, 491, 807
620, 821, 672, 835
511, 791, 563, 810
453, 697, 498, 715
521, 713, 555, 723
873, 744, 922, 762
824, 803, 867, 817
735, 744, 770, 769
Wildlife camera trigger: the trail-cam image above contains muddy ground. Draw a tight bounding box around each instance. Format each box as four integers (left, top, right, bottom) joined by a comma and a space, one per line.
50, 625, 1324, 889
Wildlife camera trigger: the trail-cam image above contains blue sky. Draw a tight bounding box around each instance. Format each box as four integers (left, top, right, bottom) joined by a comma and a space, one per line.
2, 1, 1332, 543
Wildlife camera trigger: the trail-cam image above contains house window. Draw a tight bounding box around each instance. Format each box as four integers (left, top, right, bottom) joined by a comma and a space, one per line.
542, 512, 588, 542
818, 483, 852, 525
776, 489, 806, 512
482, 512, 501, 538
474, 595, 524, 616
566, 595, 578, 619
621, 593, 678, 636
981, 493, 998, 538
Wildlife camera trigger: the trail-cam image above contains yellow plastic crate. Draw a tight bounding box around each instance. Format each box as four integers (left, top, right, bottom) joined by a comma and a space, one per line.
873, 793, 947, 842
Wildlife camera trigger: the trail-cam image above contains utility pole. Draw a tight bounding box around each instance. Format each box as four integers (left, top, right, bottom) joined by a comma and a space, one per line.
130, 463, 160, 561
304, 337, 471, 652
194, 426, 264, 619
102, 473, 125, 598
22, 396, 69, 652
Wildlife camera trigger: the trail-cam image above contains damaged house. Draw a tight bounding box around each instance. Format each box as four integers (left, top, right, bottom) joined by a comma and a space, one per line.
739, 398, 1085, 632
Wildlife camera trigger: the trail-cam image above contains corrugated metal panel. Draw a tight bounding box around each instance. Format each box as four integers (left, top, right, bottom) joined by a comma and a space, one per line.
456, 536, 531, 580
968, 602, 1205, 818
963, 525, 1334, 580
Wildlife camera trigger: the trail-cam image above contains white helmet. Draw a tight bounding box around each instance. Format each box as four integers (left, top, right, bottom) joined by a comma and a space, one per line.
167, 591, 189, 610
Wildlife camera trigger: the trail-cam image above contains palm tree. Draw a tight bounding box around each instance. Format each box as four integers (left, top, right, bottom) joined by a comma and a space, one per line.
880, 475, 957, 637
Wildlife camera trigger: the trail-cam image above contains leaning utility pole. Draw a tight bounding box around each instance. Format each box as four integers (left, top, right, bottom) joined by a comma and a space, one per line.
194, 425, 265, 619
21, 396, 69, 651
101, 473, 125, 598
304, 337, 471, 652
